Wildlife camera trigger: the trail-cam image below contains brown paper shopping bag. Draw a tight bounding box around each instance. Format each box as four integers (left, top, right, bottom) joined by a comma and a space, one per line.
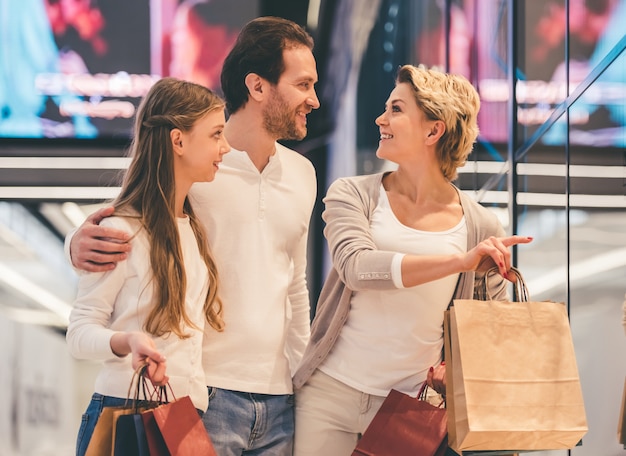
445, 267, 587, 453
443, 310, 459, 451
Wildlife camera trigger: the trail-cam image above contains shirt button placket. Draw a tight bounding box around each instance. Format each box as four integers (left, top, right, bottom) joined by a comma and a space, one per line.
259, 177, 266, 220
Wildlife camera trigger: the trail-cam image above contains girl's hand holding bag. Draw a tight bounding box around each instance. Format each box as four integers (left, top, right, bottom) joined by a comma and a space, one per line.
140, 383, 217, 456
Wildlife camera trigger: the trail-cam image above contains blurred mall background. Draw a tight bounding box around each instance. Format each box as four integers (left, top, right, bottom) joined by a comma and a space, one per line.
0, 0, 625, 454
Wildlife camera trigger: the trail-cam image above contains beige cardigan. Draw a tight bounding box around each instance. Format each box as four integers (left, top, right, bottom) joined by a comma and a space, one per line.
293, 172, 508, 389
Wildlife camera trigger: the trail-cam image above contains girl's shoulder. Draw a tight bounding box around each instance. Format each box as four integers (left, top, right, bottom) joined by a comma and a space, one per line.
100, 213, 144, 238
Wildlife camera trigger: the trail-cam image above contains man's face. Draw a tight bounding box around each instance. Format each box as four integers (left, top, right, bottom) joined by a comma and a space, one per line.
262, 46, 320, 141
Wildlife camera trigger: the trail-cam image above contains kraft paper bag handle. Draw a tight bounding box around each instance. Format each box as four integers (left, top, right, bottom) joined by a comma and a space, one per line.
480, 266, 528, 302
124, 363, 156, 412
151, 382, 178, 407
418, 382, 445, 409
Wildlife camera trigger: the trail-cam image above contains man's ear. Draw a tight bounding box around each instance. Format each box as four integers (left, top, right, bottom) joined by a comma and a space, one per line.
425, 120, 445, 145
170, 128, 184, 156
245, 73, 266, 102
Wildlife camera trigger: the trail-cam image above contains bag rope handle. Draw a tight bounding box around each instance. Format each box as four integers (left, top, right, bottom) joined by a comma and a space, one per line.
123, 363, 157, 412
480, 266, 529, 302
418, 381, 445, 408
153, 382, 177, 404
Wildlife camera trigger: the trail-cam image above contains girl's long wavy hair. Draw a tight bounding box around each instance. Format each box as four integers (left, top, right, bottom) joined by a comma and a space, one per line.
114, 77, 225, 338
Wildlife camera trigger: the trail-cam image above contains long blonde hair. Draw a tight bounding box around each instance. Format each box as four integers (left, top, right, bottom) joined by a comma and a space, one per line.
114, 77, 225, 338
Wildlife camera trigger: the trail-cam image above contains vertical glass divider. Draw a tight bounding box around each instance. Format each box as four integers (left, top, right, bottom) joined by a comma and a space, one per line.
506, 0, 519, 264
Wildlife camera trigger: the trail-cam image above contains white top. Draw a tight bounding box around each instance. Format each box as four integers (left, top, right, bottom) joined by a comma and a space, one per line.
66, 216, 210, 411
190, 144, 317, 394
320, 185, 467, 397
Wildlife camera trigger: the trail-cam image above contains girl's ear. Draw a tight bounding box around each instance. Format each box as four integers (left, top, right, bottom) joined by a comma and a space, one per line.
170, 128, 184, 156
425, 120, 445, 145
245, 72, 266, 102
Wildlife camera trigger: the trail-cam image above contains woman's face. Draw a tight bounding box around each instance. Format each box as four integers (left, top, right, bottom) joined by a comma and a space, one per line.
375, 82, 433, 164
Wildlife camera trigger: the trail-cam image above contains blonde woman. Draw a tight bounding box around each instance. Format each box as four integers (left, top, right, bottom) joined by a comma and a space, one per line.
66, 77, 229, 456
293, 65, 532, 455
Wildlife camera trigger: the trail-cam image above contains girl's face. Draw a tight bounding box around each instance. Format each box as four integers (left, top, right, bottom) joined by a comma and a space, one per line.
178, 109, 230, 183
374, 82, 434, 165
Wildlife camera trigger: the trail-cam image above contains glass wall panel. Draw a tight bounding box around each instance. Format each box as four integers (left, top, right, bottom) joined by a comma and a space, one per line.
518, 0, 568, 147
516, 2, 626, 454
356, 0, 411, 174
542, 0, 626, 148
346, 2, 626, 452
474, 0, 510, 147
408, 0, 449, 71
566, 47, 626, 455
516, 129, 568, 456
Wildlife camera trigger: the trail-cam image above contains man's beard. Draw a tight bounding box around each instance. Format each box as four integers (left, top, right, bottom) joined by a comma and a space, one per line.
262, 89, 306, 141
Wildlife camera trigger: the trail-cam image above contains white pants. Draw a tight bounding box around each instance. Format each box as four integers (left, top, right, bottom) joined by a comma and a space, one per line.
294, 369, 386, 456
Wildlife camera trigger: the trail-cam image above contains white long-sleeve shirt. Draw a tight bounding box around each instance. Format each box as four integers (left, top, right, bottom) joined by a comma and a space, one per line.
190, 144, 316, 394
66, 216, 210, 411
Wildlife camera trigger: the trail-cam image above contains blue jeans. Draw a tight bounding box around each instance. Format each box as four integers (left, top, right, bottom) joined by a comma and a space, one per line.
75, 393, 128, 456
202, 387, 294, 456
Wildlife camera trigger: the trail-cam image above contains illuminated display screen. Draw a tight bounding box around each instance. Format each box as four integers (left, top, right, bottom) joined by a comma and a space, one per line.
407, 0, 625, 148
0, 0, 257, 141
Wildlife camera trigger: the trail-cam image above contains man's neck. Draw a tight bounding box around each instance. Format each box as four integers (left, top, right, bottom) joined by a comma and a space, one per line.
225, 111, 277, 172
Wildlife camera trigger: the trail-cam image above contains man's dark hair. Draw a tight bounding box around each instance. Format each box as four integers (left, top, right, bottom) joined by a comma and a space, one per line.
221, 16, 314, 114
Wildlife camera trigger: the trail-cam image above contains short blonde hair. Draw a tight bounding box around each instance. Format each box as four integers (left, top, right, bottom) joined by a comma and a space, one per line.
396, 65, 480, 181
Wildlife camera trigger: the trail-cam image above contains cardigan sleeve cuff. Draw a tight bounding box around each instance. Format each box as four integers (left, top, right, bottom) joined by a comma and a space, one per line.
391, 253, 406, 288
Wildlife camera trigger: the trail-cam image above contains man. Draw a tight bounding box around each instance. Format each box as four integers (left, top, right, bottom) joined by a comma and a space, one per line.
67, 16, 320, 455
